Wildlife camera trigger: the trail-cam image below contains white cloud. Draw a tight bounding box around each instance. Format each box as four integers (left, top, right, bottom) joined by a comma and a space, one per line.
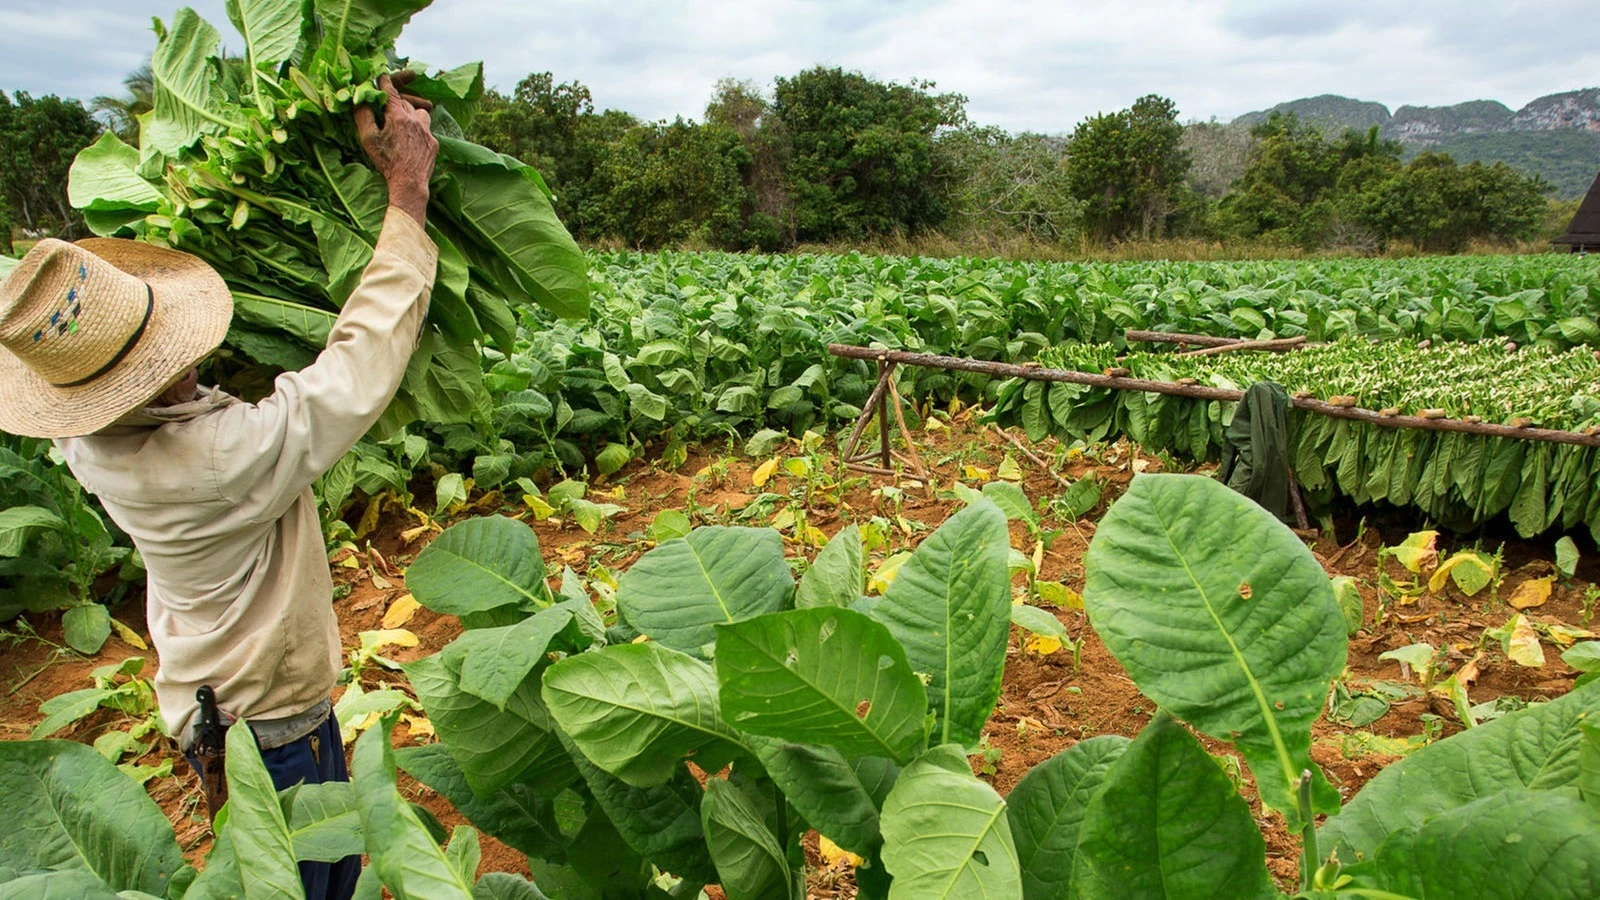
6, 0, 1597, 132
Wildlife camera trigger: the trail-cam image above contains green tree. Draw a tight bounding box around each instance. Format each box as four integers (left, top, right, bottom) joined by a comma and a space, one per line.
466, 72, 624, 231
1346, 152, 1546, 252
0, 90, 102, 239
585, 118, 753, 248
1064, 94, 1190, 241
1218, 114, 1401, 247
772, 67, 966, 241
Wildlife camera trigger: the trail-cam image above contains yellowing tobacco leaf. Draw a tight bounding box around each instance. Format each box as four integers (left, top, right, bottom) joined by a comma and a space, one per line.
1507, 576, 1554, 610
360, 629, 419, 653
402, 714, 434, 739
1035, 581, 1084, 610
1428, 550, 1495, 596
998, 455, 1024, 482
1390, 531, 1438, 574
752, 458, 780, 488
963, 464, 992, 482
868, 551, 913, 595
355, 496, 383, 540
1025, 634, 1064, 656
110, 617, 148, 650
525, 495, 555, 520
783, 457, 811, 478
1541, 623, 1595, 646
382, 594, 421, 629
818, 835, 862, 869
1488, 614, 1546, 667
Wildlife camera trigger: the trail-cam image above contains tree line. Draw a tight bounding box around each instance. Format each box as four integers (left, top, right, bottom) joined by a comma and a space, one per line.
0, 67, 1558, 256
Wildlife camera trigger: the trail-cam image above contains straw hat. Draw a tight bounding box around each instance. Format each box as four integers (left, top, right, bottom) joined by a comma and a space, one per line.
0, 238, 233, 438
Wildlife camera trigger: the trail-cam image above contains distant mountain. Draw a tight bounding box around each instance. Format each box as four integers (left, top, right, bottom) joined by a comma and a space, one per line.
1230, 89, 1600, 198
1234, 95, 1391, 132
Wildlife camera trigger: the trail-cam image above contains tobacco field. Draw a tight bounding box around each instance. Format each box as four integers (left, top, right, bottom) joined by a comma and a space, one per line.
4, 0, 1600, 892
5, 242, 1600, 898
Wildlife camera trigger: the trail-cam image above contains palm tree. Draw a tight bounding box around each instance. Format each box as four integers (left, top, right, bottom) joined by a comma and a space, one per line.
91, 64, 153, 142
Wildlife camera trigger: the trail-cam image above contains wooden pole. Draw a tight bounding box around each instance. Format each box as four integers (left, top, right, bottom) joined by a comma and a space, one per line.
825, 344, 1600, 448
1124, 330, 1245, 349
1179, 335, 1307, 356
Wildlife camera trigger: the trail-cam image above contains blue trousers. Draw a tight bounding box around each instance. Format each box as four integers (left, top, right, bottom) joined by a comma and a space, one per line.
189, 713, 359, 900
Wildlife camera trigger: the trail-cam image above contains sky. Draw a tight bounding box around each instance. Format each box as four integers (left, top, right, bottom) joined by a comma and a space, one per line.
4, 0, 1598, 133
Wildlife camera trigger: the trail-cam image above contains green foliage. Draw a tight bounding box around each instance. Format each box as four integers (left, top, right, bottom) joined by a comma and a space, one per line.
774, 66, 966, 241
66, 1, 590, 431
396, 499, 1018, 897
0, 436, 136, 641
1064, 94, 1190, 241
0, 90, 102, 239
1085, 475, 1346, 823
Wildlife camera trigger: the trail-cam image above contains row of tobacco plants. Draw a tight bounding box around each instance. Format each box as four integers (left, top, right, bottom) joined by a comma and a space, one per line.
11, 474, 1590, 898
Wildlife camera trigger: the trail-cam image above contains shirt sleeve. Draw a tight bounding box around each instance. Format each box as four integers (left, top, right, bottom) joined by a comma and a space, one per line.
211, 207, 438, 522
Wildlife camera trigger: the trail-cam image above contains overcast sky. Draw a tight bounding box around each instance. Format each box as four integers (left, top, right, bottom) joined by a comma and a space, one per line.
4, 1, 1597, 133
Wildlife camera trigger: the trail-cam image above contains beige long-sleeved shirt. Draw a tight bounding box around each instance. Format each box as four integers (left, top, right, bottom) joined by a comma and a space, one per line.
56, 208, 437, 746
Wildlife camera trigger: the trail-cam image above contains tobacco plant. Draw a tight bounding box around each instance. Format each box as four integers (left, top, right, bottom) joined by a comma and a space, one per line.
1054, 474, 1600, 899
398, 500, 1021, 898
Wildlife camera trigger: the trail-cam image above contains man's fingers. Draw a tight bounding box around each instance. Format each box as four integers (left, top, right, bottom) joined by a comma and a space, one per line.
353, 102, 379, 140
400, 93, 434, 111
414, 107, 432, 130
389, 69, 419, 92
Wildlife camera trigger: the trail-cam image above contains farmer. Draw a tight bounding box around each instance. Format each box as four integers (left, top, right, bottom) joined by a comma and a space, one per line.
0, 75, 437, 900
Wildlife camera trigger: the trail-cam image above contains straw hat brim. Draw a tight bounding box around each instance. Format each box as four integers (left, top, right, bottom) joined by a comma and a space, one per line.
0, 239, 233, 439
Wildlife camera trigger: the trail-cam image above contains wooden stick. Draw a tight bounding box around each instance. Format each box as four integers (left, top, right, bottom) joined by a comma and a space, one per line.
1124, 330, 1244, 349
1179, 336, 1307, 357
825, 344, 1600, 448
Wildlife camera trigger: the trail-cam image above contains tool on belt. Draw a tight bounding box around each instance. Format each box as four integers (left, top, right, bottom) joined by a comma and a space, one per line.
193, 685, 229, 819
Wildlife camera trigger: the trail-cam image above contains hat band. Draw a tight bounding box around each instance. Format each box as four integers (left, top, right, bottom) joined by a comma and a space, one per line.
49, 284, 155, 389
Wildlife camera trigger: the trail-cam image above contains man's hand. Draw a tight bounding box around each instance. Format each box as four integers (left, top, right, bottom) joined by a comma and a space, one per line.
355, 73, 439, 226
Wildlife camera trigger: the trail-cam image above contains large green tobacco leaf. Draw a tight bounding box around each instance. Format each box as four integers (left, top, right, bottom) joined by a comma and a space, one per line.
353, 719, 475, 900
1365, 789, 1600, 899
1320, 679, 1600, 862
880, 745, 1019, 900
0, 869, 125, 900
286, 783, 364, 862
715, 608, 927, 764
312, 0, 432, 54
404, 646, 572, 795
396, 745, 569, 861
0, 740, 184, 895
747, 737, 886, 858
1074, 714, 1274, 900
227, 0, 303, 77
406, 516, 547, 624
617, 527, 792, 655
452, 606, 577, 710
794, 524, 863, 610
873, 499, 1011, 747
145, 8, 240, 156
233, 294, 337, 347
543, 643, 746, 787
437, 167, 590, 320
222, 723, 303, 899
1006, 735, 1129, 900
66, 133, 163, 214
563, 733, 717, 885
1083, 474, 1346, 822
701, 778, 799, 900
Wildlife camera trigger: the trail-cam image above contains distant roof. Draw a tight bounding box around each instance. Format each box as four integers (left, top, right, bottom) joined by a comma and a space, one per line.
1555, 172, 1600, 244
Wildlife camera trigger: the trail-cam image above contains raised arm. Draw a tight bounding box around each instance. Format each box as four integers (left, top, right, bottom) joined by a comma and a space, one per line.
212, 75, 441, 521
